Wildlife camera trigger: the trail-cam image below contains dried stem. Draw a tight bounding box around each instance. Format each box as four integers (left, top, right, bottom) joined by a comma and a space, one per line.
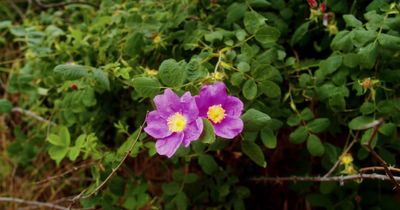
0, 197, 70, 210
34, 0, 98, 8
323, 132, 359, 177
251, 173, 400, 183
364, 118, 400, 189
12, 107, 56, 126
360, 166, 400, 174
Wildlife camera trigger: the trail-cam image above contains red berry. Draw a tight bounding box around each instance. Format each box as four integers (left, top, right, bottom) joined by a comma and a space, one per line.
319, 3, 326, 12
308, 0, 317, 8
71, 83, 78, 90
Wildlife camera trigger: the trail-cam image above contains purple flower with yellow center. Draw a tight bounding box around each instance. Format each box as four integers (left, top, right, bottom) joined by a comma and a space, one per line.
144, 89, 203, 157
195, 82, 244, 139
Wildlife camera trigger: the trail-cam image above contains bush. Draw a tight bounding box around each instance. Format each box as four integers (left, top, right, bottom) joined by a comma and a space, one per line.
1, 0, 400, 209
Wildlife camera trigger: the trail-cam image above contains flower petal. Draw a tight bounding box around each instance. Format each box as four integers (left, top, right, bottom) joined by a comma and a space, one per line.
180, 92, 199, 122
182, 118, 203, 147
213, 116, 243, 139
156, 132, 184, 158
196, 82, 228, 116
144, 111, 172, 139
153, 89, 180, 119
223, 96, 244, 118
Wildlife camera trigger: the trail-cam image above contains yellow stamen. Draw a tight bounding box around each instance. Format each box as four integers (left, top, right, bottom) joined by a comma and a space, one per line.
167, 113, 187, 132
207, 104, 225, 124
340, 153, 353, 165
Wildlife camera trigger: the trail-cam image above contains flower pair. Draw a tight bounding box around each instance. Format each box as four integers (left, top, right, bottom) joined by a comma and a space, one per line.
144, 82, 244, 157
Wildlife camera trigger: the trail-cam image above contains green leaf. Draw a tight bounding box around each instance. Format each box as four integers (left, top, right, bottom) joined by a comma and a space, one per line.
131, 77, 160, 98
319, 55, 342, 75
361, 128, 378, 148
307, 118, 330, 133
174, 192, 188, 210
258, 80, 281, 98
243, 11, 266, 34
241, 141, 267, 167
198, 154, 219, 175
348, 116, 374, 130
204, 31, 223, 43
331, 30, 353, 52
162, 182, 180, 195
329, 94, 346, 112
241, 109, 271, 131
378, 33, 400, 50
242, 80, 257, 100
299, 108, 314, 121
291, 21, 310, 45
158, 59, 187, 87
227, 3, 247, 24
53, 64, 88, 80
93, 68, 110, 91
68, 146, 80, 161
255, 25, 280, 45
289, 126, 308, 144
198, 119, 215, 144
47, 134, 63, 146
307, 134, 325, 156
230, 72, 244, 86
260, 127, 277, 149
360, 102, 375, 115
343, 14, 363, 28
379, 123, 396, 136
0, 99, 13, 113
48, 146, 69, 165
124, 32, 144, 56
59, 126, 71, 147
237, 62, 250, 73
358, 42, 377, 69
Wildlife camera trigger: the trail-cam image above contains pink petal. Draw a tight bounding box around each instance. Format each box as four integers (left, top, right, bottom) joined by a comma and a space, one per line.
223, 96, 243, 118
196, 82, 228, 116
183, 118, 204, 147
156, 132, 184, 158
153, 89, 180, 119
213, 116, 243, 139
180, 92, 200, 122
144, 111, 172, 139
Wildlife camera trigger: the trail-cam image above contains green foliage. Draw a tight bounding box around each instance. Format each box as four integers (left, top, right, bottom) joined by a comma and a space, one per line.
2, 0, 400, 209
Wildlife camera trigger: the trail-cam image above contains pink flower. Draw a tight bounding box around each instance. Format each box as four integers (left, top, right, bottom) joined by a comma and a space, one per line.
195, 82, 244, 139
319, 3, 326, 12
144, 89, 203, 157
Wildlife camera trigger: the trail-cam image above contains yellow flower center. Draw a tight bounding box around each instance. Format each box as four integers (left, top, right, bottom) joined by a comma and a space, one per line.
167, 113, 187, 132
207, 104, 225, 124
340, 153, 353, 165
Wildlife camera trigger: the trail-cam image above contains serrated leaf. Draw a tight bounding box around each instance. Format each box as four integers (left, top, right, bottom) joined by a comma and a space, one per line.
93, 68, 110, 91
307, 134, 325, 156
158, 59, 187, 87
198, 154, 219, 175
242, 80, 257, 100
53, 64, 88, 80
241, 140, 266, 167
241, 109, 271, 131
343, 14, 363, 28
131, 77, 161, 98
59, 126, 71, 147
289, 126, 308, 144
68, 147, 80, 161
198, 119, 215, 144
307, 118, 330, 133
299, 108, 314, 121
47, 134, 63, 146
243, 11, 266, 34
48, 146, 69, 165
291, 21, 310, 45
255, 25, 280, 45
348, 116, 374, 130
260, 127, 277, 149
258, 80, 281, 98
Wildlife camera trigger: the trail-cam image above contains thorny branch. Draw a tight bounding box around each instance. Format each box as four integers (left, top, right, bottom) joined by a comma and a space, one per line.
12, 107, 56, 126
68, 119, 146, 209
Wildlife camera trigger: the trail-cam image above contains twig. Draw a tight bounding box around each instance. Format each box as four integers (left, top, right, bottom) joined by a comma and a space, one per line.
0, 197, 70, 210
323, 132, 359, 177
12, 107, 56, 126
360, 166, 400, 174
251, 173, 400, 183
68, 120, 146, 208
34, 162, 92, 185
34, 0, 98, 8
5, 0, 25, 19
363, 118, 400, 189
